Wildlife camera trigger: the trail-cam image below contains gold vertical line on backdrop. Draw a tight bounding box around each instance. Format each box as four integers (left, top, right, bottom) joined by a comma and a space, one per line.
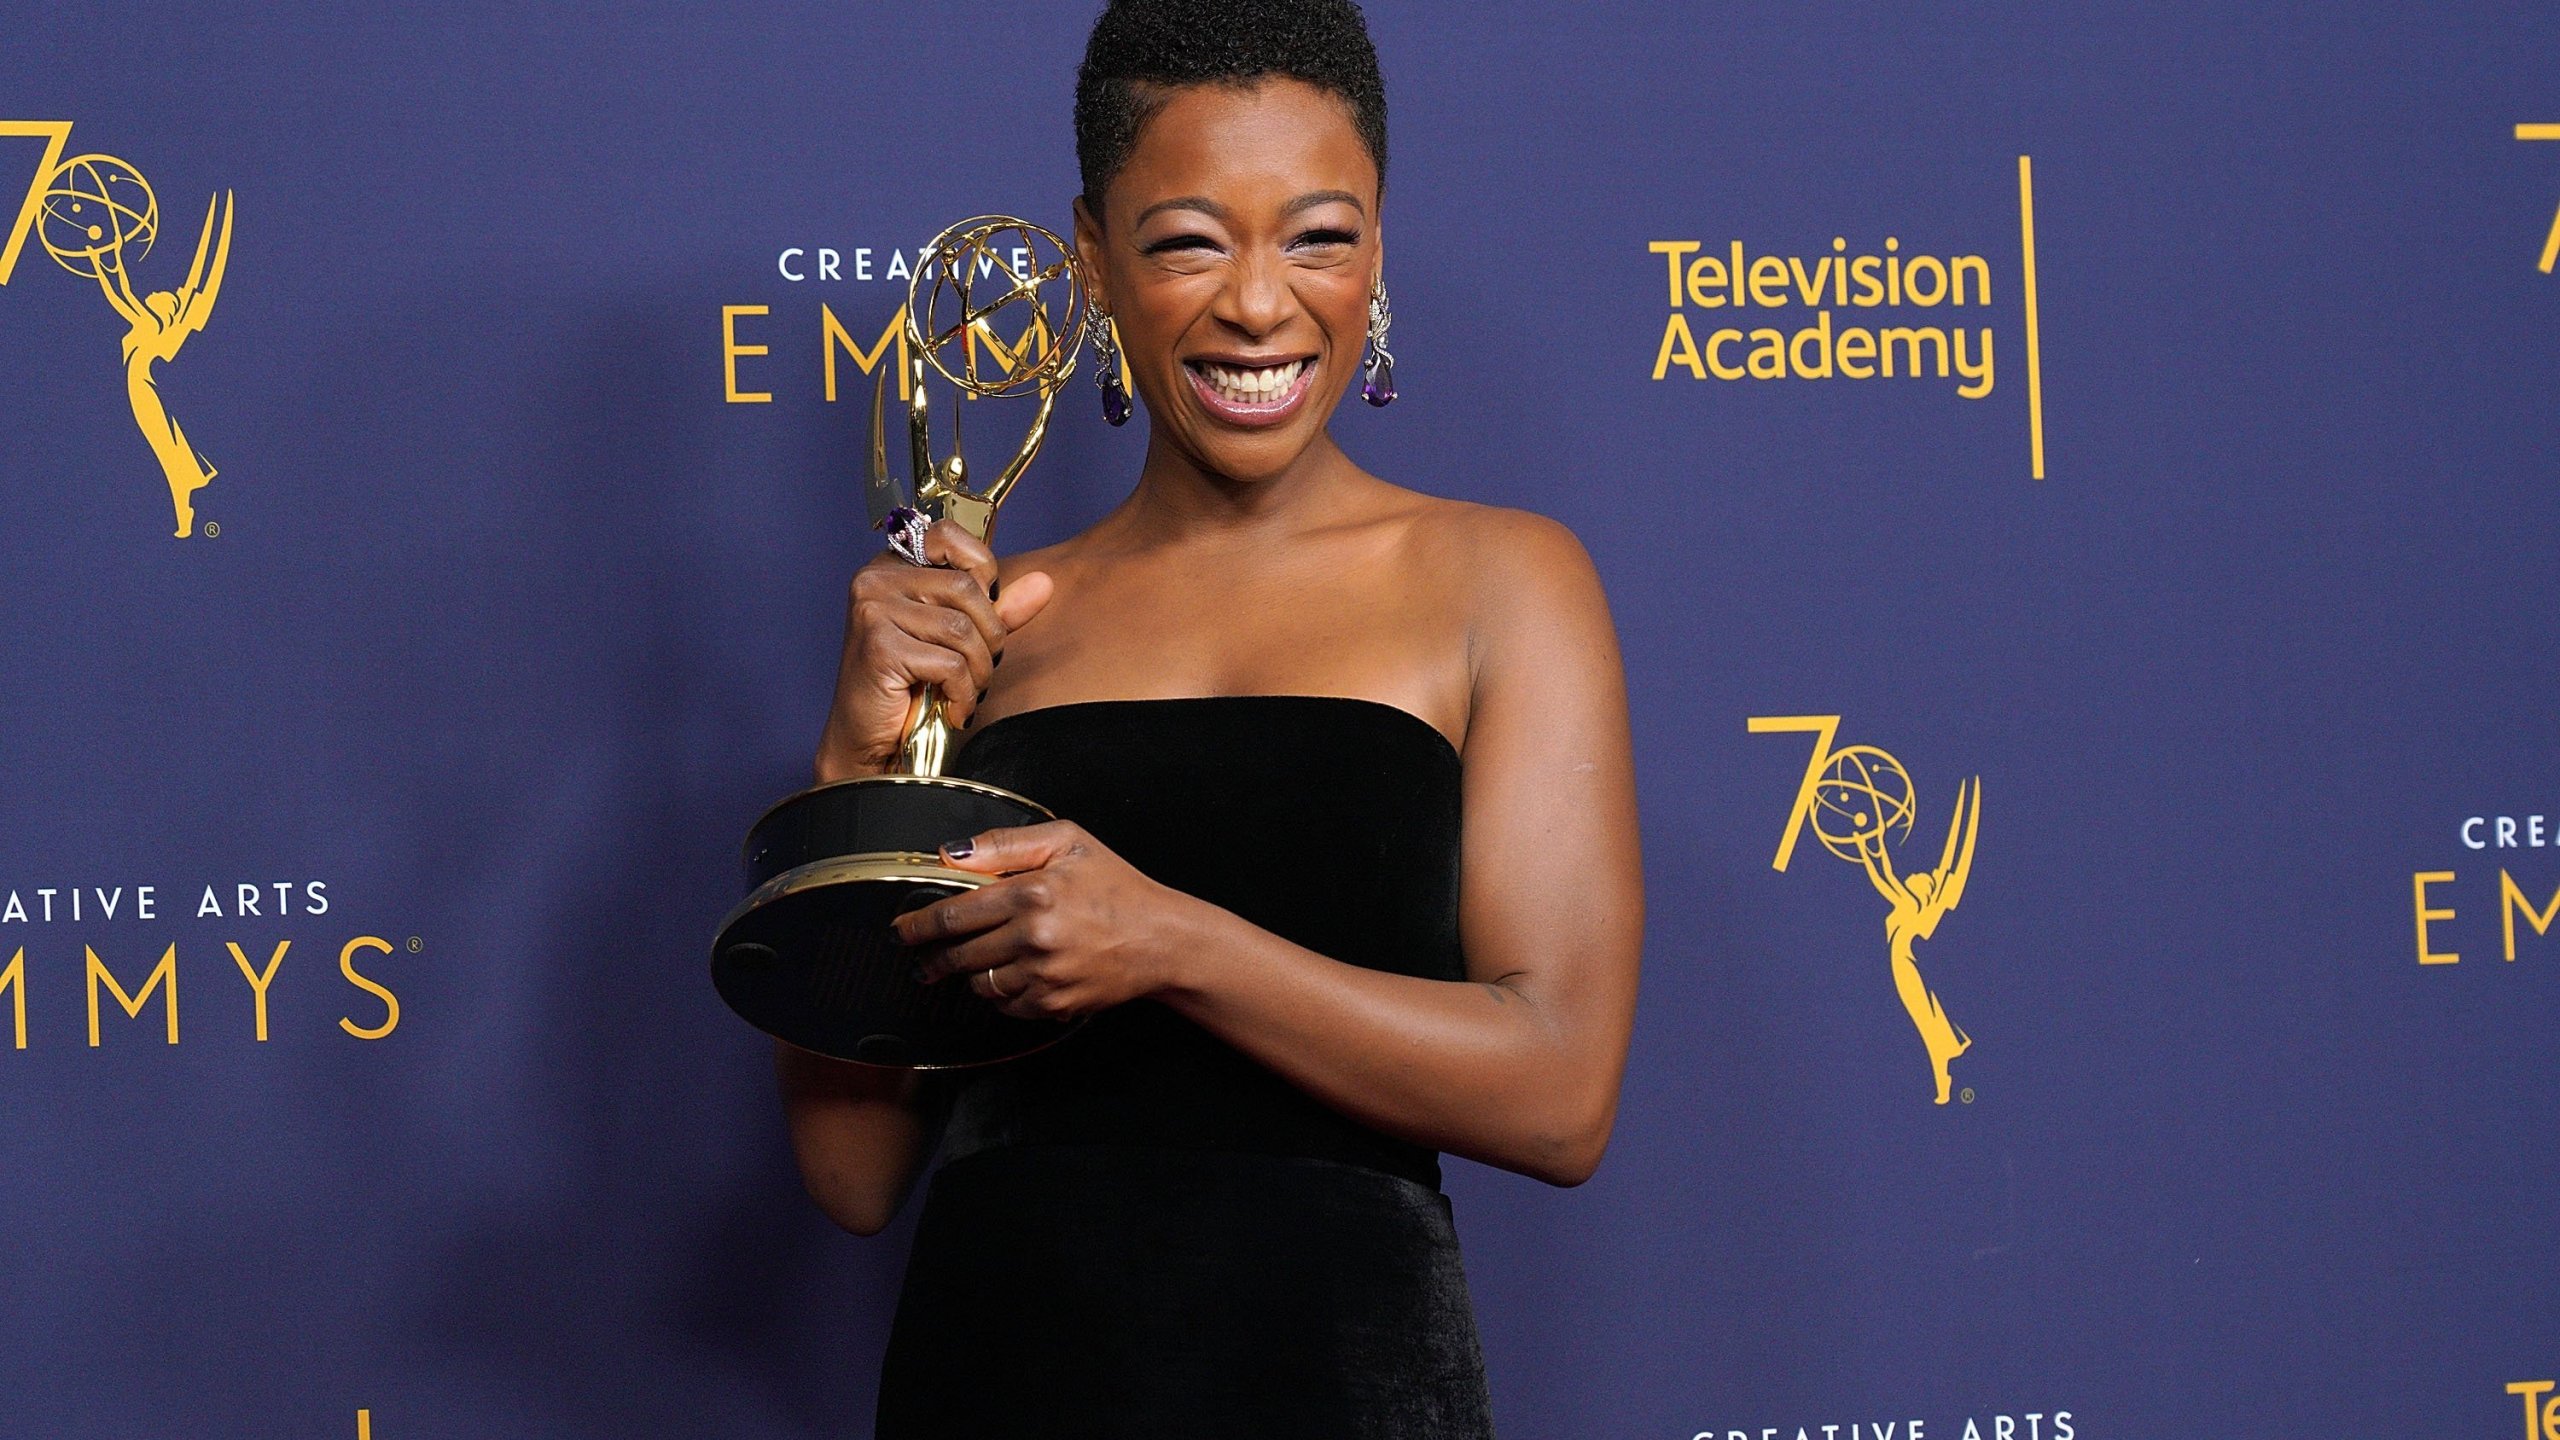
2518, 124, 2560, 273
2018, 154, 2046, 480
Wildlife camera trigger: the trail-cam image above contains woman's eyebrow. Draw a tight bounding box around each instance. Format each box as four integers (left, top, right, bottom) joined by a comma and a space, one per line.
1283, 189, 1364, 217
1136, 195, 1228, 225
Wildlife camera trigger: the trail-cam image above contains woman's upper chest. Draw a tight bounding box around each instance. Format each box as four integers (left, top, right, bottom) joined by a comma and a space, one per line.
987, 535, 1474, 744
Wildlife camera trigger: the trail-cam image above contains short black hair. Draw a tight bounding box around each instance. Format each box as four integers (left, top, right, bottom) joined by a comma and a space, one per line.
1074, 0, 1388, 215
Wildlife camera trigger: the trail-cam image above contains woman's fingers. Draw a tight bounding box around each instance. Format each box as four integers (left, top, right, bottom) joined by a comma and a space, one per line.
967, 964, 1024, 1004
939, 820, 1087, 876
885, 601, 996, 720
873, 629, 980, 718
898, 822, 1089, 980
896, 881, 1021, 952
820, 544, 1043, 781
971, 963, 1058, 1020
925, 928, 1037, 986
920, 518, 999, 596
941, 947, 1062, 1022
866, 559, 1007, 655
852, 556, 1015, 717
889, 818, 1160, 1020
899, 871, 1064, 985
993, 569, 1056, 633
905, 918, 1038, 992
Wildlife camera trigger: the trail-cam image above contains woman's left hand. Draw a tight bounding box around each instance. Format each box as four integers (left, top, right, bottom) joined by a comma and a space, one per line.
896, 821, 1203, 1021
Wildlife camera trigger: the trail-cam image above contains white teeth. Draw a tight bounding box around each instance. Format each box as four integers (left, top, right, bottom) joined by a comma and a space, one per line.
1195, 358, 1307, 404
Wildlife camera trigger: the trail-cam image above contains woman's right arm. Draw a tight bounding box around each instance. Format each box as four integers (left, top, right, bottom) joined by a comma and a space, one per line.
779, 518, 1053, 1230
775, 1043, 946, 1235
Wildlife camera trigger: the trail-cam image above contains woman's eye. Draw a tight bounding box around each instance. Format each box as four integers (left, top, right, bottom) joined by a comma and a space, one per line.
1142, 234, 1216, 255
1293, 228, 1359, 249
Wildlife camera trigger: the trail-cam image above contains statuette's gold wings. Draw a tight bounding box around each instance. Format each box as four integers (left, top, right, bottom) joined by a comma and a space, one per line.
161, 192, 231, 346
1912, 775, 1981, 927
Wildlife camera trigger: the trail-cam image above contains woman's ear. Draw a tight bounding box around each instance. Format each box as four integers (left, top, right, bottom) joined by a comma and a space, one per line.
1071, 194, 1109, 313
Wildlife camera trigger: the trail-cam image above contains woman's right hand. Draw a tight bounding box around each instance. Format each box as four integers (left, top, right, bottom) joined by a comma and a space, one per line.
815, 518, 1055, 783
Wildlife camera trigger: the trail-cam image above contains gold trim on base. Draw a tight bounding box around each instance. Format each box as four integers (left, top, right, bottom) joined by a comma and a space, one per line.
719, 851, 988, 938
742, 771, 1053, 851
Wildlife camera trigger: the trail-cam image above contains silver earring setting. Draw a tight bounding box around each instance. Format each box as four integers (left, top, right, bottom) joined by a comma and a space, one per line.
1360, 279, 1396, 407
1090, 307, 1131, 426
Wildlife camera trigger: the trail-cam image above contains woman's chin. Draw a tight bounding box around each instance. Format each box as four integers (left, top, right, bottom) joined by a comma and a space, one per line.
1179, 420, 1329, 483
1162, 390, 1344, 482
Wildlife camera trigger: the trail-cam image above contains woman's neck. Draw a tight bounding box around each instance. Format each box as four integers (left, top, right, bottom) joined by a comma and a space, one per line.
1108, 427, 1370, 548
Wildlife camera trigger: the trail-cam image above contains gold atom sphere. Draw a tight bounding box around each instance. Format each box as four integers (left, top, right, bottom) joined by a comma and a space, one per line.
1812, 745, 1917, 860
909, 214, 1086, 399
39, 153, 158, 279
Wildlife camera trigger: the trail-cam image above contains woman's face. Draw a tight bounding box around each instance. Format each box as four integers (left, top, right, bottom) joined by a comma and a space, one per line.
1076, 78, 1381, 485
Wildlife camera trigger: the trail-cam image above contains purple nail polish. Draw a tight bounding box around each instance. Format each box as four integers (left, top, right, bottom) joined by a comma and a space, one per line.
943, 838, 974, 860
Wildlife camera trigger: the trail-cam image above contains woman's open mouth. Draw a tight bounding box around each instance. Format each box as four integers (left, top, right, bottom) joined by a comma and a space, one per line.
1184, 356, 1316, 427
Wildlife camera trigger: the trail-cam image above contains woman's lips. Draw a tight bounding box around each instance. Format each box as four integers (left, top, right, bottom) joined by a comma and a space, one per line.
1183, 357, 1316, 428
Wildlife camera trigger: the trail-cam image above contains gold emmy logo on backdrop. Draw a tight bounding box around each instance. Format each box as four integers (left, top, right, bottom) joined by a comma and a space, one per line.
1752, 715, 1983, 1105
2520, 124, 2560, 273
2, 121, 235, 538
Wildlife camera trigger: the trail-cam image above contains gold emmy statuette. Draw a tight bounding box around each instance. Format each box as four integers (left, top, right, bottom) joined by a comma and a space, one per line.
33, 150, 234, 538
1806, 746, 1979, 1105
712, 216, 1088, 1068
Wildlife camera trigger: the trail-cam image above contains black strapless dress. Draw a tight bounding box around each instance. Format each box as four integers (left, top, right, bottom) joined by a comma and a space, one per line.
874, 695, 1496, 1439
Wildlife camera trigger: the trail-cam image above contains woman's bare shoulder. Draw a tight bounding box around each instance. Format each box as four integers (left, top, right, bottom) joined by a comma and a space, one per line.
994, 533, 1088, 587
1381, 487, 1606, 620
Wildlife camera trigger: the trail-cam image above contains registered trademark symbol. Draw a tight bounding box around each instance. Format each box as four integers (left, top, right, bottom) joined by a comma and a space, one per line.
1960, 1087, 1975, 1104
407, 936, 423, 953
202, 521, 219, 538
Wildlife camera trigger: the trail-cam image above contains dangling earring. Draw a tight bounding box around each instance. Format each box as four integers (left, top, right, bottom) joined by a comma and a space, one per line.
1089, 306, 1132, 426
1360, 278, 1397, 407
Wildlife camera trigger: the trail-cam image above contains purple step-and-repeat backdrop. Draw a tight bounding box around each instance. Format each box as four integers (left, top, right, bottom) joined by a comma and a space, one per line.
3, 4, 2555, 1437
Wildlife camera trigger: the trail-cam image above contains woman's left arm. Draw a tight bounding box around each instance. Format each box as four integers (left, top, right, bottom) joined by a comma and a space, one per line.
900, 513, 1642, 1186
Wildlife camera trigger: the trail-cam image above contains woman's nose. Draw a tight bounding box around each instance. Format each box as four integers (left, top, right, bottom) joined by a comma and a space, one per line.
1212, 250, 1291, 339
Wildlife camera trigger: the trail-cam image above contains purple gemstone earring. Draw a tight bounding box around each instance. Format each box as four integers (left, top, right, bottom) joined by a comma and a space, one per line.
1360, 278, 1397, 407
1090, 307, 1132, 426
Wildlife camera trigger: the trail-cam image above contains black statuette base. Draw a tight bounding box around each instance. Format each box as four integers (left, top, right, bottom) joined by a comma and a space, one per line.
712, 774, 1070, 1068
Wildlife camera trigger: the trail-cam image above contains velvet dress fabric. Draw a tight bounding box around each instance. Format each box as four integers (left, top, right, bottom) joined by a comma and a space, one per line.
874, 696, 1496, 1439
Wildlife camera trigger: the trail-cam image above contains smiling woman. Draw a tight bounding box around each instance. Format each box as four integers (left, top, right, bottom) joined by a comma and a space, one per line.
776, 2, 1642, 1435
1073, 78, 1385, 477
